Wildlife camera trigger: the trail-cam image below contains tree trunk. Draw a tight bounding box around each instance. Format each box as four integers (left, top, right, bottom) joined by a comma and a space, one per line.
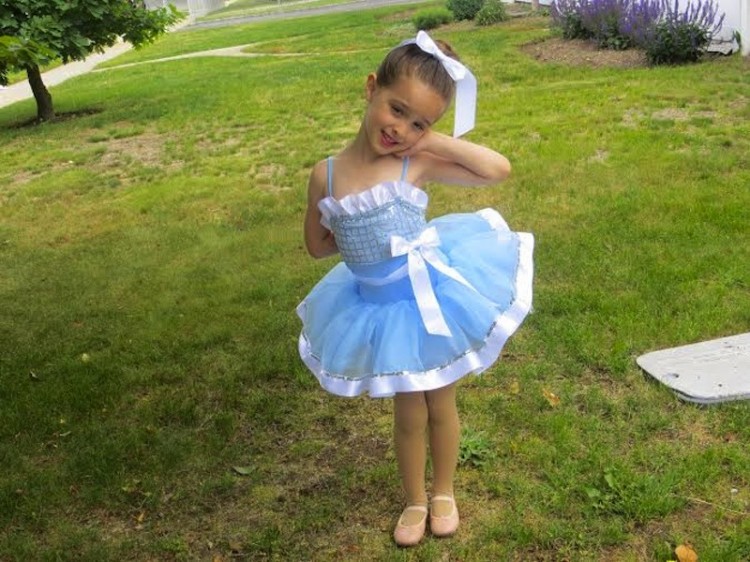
531, 0, 540, 11
25, 64, 54, 121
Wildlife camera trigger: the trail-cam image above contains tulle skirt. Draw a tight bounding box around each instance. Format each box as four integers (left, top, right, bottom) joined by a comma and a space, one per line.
297, 208, 534, 398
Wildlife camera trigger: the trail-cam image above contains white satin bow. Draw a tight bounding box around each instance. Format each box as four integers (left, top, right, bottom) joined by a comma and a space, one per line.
390, 227, 476, 337
400, 30, 477, 138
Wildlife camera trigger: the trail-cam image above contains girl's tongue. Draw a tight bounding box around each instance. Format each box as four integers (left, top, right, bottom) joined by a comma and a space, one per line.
381, 131, 398, 148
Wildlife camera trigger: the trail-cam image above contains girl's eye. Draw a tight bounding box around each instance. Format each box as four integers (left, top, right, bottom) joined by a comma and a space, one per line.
391, 105, 404, 116
413, 122, 425, 131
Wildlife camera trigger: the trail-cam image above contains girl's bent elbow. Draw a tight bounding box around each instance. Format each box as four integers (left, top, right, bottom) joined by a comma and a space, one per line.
305, 240, 333, 259
310, 249, 327, 259
305, 243, 324, 259
497, 159, 511, 182
482, 160, 510, 185
502, 166, 512, 182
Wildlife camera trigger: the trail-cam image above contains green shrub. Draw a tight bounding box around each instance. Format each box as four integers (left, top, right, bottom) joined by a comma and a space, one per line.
556, 11, 590, 40
476, 0, 509, 25
446, 0, 485, 21
412, 7, 454, 30
644, 21, 711, 65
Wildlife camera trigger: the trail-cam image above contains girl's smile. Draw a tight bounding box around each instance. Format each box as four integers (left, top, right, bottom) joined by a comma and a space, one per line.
380, 131, 399, 149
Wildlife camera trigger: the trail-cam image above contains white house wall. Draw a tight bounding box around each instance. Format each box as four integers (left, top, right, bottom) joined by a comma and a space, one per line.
742, 0, 750, 55
712, 0, 743, 53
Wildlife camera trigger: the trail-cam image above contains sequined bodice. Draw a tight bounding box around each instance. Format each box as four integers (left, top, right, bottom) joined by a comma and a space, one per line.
329, 196, 427, 265
318, 174, 430, 266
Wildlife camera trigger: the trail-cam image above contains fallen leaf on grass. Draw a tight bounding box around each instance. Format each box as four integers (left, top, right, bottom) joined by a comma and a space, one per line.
232, 466, 253, 476
542, 388, 561, 407
675, 544, 698, 562
509, 380, 520, 395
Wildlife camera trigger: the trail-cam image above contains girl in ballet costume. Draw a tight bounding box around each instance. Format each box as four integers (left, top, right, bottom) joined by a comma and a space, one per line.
297, 31, 534, 547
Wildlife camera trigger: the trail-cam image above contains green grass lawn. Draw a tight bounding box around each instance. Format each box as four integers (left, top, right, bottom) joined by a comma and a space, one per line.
1, 5, 749, 560
196, 0, 358, 22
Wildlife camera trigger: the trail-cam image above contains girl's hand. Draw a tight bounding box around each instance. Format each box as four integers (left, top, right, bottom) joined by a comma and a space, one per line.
404, 132, 511, 187
394, 130, 444, 158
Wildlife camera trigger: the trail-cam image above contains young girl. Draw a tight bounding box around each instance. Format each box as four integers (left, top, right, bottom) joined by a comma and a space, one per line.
297, 31, 534, 547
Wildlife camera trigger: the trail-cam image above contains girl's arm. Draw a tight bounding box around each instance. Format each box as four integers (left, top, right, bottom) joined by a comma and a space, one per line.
401, 131, 511, 187
304, 160, 339, 259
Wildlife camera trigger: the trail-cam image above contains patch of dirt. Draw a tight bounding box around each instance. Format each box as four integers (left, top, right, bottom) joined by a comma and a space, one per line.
7, 126, 185, 196
89, 128, 184, 187
522, 37, 648, 69
8, 108, 102, 129
97, 131, 168, 170
651, 107, 717, 122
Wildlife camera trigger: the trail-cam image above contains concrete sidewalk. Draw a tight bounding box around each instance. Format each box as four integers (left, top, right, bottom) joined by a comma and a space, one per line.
0, 42, 134, 110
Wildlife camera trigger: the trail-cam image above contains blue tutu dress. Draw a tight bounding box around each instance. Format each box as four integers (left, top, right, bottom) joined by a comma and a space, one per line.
297, 157, 534, 398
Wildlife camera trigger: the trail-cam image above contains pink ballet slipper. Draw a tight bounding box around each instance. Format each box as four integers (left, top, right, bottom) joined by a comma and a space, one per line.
429, 494, 459, 537
393, 505, 428, 547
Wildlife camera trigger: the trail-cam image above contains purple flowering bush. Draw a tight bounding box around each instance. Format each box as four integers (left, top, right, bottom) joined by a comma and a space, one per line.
644, 0, 725, 63
582, 0, 634, 49
550, 0, 725, 63
618, 0, 664, 46
551, 0, 592, 40
551, 0, 644, 48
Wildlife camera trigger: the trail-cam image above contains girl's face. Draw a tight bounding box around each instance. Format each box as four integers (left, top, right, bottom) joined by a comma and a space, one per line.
363, 73, 448, 155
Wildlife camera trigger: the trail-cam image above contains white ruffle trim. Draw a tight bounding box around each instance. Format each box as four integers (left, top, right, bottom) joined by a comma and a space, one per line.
318, 181, 428, 230
297, 210, 535, 398
476, 207, 510, 232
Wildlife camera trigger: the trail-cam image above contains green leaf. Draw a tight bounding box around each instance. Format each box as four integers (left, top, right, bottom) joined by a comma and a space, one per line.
0, 35, 55, 69
604, 472, 616, 490
0, 0, 182, 66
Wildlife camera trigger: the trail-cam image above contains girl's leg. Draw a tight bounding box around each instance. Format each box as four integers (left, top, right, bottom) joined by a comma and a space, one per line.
393, 391, 429, 524
425, 383, 460, 517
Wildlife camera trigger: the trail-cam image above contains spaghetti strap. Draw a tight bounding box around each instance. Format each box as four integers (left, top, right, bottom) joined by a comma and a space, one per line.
400, 157, 410, 182
326, 157, 334, 197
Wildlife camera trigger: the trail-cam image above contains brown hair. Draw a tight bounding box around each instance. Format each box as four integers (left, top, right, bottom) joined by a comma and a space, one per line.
375, 39, 460, 103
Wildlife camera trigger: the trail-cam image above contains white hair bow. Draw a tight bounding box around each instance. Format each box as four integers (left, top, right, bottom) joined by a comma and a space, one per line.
400, 30, 477, 137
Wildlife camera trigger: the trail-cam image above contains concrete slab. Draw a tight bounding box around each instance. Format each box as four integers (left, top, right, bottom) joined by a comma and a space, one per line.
637, 333, 750, 404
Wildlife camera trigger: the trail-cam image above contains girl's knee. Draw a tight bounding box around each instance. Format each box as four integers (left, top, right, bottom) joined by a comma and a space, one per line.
425, 384, 459, 425
425, 383, 457, 408
394, 391, 428, 431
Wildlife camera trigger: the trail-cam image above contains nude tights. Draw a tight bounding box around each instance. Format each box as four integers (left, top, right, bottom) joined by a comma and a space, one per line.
393, 383, 460, 524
